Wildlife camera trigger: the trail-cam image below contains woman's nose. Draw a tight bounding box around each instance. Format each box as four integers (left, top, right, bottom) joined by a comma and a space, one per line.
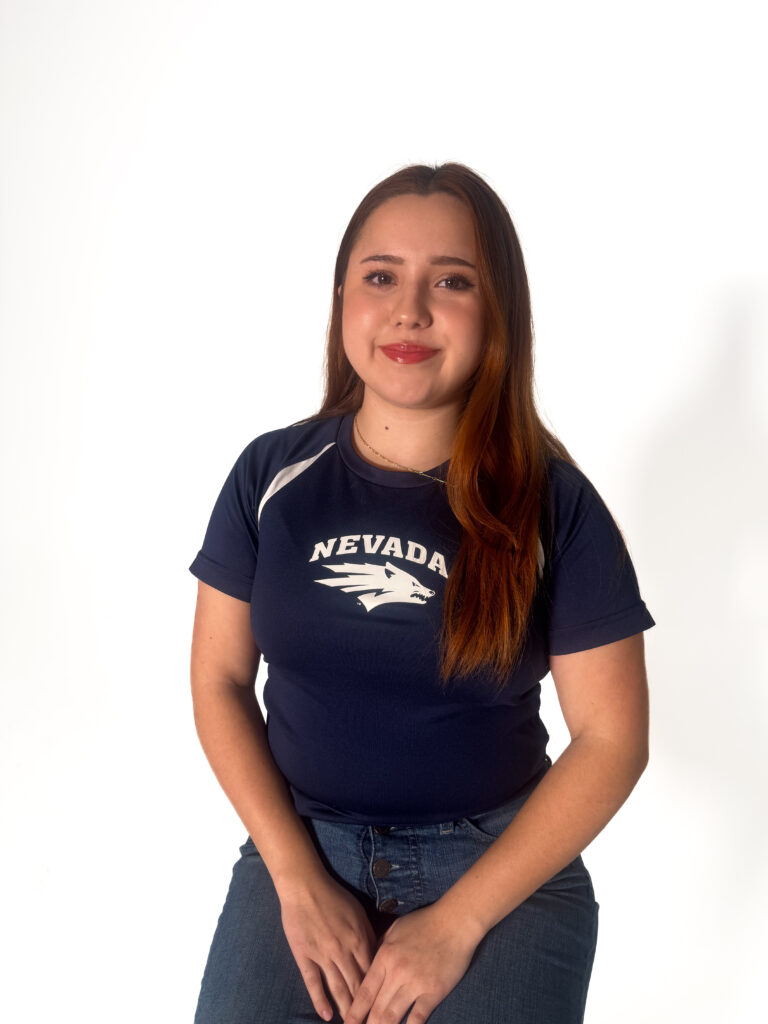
393, 280, 433, 328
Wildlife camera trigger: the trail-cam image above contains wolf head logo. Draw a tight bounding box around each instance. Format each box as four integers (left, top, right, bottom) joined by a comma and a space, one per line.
315, 561, 436, 612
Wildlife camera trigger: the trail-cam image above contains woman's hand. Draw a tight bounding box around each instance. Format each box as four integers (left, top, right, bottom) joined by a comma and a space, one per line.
279, 874, 379, 1021
343, 902, 480, 1024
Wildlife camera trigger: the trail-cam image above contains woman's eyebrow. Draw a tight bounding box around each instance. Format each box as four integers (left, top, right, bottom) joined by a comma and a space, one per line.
360, 253, 476, 269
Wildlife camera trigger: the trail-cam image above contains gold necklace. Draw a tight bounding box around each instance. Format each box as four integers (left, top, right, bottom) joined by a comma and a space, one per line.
353, 414, 448, 484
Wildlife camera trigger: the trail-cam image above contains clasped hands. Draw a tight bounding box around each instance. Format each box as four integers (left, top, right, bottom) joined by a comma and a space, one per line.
343, 903, 478, 1024
279, 874, 481, 1024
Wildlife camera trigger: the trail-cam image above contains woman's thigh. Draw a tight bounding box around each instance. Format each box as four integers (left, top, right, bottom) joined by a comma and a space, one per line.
425, 854, 599, 1023
193, 835, 396, 1024
414, 791, 599, 1023
193, 836, 319, 1024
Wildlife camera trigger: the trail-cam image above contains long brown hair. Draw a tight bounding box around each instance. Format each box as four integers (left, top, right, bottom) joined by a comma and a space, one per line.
299, 162, 581, 693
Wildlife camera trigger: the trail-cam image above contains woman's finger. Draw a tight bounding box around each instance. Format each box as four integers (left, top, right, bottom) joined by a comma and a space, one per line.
297, 959, 336, 1022
320, 959, 357, 1019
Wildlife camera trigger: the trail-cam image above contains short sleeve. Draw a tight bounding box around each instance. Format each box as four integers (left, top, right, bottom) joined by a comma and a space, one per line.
188, 440, 260, 602
545, 463, 656, 655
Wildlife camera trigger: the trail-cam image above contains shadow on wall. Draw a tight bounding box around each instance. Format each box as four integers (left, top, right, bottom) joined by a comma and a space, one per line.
630, 281, 768, 1019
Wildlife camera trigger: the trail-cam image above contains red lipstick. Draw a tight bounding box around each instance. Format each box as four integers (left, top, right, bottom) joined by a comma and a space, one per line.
380, 344, 438, 364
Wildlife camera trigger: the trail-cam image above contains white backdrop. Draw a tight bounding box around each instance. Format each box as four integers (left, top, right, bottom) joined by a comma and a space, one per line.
1, 2, 766, 1021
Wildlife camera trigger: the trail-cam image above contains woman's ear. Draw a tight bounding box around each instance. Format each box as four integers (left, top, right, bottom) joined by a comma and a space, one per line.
337, 284, 342, 297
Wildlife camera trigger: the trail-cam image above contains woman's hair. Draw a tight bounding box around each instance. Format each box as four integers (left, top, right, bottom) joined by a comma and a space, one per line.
299, 162, 582, 693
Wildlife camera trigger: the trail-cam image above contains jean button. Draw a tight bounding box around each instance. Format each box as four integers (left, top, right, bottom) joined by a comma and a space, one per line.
372, 858, 392, 878
379, 898, 398, 912
374, 825, 392, 835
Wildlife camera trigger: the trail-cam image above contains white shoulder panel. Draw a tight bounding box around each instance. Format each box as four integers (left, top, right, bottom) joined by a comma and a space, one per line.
257, 442, 336, 527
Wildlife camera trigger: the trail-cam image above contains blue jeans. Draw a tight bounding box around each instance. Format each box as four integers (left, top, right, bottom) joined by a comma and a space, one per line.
193, 762, 599, 1023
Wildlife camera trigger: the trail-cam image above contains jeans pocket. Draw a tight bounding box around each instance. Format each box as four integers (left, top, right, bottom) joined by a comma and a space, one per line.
543, 853, 596, 898
458, 793, 527, 844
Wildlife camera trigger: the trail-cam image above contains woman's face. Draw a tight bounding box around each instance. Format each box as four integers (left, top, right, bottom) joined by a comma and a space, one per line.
339, 192, 484, 417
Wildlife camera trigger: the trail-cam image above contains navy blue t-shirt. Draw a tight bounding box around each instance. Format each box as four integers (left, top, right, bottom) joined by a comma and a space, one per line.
189, 412, 655, 824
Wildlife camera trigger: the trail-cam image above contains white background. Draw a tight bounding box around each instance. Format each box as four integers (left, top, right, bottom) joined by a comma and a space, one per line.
1, 1, 766, 1021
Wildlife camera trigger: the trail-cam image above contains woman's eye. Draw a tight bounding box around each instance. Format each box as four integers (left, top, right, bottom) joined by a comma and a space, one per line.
438, 275, 473, 291
362, 271, 473, 290
363, 271, 393, 286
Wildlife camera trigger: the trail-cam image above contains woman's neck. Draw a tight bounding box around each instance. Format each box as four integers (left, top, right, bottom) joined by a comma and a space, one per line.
351, 397, 459, 473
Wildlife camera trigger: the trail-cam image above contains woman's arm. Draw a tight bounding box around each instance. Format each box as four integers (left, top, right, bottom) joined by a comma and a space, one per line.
343, 631, 650, 1024
433, 630, 649, 939
190, 580, 326, 891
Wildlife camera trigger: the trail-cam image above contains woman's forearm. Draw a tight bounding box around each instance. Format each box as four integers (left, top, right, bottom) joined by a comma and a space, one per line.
433, 734, 648, 942
191, 681, 328, 898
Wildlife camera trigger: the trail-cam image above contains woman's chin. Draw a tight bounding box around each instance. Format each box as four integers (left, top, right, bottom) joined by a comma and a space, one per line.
362, 381, 469, 414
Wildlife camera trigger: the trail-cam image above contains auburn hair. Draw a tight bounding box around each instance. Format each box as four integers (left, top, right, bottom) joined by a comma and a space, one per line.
298, 162, 584, 693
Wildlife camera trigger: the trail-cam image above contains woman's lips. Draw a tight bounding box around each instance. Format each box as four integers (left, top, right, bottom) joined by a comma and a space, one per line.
380, 344, 439, 364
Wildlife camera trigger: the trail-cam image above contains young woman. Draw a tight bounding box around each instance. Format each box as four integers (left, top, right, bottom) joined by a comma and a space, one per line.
188, 162, 655, 1024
